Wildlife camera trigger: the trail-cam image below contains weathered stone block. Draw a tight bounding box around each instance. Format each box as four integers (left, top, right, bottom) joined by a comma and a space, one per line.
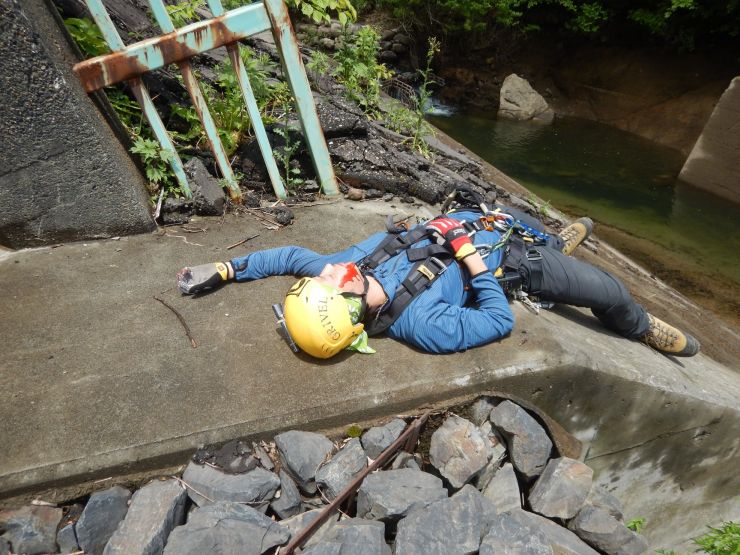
480, 511, 553, 554
0, 505, 62, 555
529, 457, 593, 519
489, 400, 552, 479
568, 505, 648, 555
271, 470, 302, 519
316, 438, 367, 500
76, 486, 131, 555
356, 469, 447, 521
429, 415, 490, 488
275, 430, 334, 494
182, 462, 279, 507
103, 478, 187, 555
360, 418, 406, 459
482, 462, 521, 513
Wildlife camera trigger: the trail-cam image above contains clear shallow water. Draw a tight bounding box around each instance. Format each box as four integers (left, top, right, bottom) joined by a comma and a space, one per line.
428, 113, 740, 290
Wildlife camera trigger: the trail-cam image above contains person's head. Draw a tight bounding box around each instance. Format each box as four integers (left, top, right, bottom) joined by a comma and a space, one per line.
283, 263, 368, 359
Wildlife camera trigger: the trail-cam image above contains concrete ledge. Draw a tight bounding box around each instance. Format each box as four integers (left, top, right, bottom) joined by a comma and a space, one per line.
1, 201, 738, 551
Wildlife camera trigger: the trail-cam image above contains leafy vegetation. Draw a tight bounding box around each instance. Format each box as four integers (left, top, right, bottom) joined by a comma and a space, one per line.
271, 84, 305, 192
130, 137, 175, 190
385, 37, 440, 158
333, 26, 392, 115
375, 0, 740, 52
164, 0, 205, 27
627, 517, 646, 534
223, 0, 357, 24
64, 17, 109, 57
694, 521, 740, 555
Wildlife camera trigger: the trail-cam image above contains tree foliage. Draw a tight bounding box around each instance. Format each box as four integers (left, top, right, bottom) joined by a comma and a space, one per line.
375, 0, 740, 51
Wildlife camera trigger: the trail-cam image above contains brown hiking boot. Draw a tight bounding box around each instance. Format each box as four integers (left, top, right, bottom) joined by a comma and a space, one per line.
642, 314, 700, 357
559, 217, 593, 256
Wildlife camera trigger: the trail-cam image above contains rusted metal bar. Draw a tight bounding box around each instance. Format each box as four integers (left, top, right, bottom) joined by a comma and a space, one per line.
207, 0, 287, 199
263, 0, 338, 196
84, 0, 192, 197
147, 0, 241, 201
280, 411, 431, 554
73, 3, 272, 92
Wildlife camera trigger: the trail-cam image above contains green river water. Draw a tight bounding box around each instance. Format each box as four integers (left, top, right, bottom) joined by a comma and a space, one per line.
428, 112, 740, 323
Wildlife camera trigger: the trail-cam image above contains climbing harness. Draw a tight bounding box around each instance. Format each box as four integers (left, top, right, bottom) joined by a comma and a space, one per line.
358, 193, 553, 335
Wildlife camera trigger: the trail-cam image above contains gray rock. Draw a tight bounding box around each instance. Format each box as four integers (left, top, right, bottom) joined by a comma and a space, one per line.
393, 33, 412, 46
182, 461, 280, 507
482, 462, 521, 513
489, 400, 552, 479
103, 478, 187, 555
391, 43, 408, 55
429, 415, 490, 488
390, 452, 422, 471
568, 505, 648, 555
0, 505, 63, 555
360, 418, 406, 459
316, 438, 367, 500
529, 457, 593, 519
160, 197, 192, 225
480, 512, 553, 555
275, 430, 334, 494
163, 502, 289, 555
498, 73, 554, 123
394, 484, 496, 555
469, 397, 497, 425
378, 51, 398, 63
271, 470, 302, 519
0, 538, 9, 555
253, 442, 275, 470
472, 421, 507, 490
316, 96, 369, 139
281, 509, 339, 547
77, 486, 131, 555
57, 523, 79, 554
356, 469, 447, 521
507, 509, 599, 555
322, 518, 388, 555
301, 542, 343, 555
184, 157, 225, 216
585, 483, 624, 520
320, 37, 335, 50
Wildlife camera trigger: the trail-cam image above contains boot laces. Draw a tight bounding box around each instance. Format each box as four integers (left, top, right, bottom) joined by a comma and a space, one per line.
647, 317, 679, 349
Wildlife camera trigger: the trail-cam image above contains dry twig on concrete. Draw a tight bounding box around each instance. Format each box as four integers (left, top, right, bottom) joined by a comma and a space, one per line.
226, 234, 260, 250
154, 296, 197, 348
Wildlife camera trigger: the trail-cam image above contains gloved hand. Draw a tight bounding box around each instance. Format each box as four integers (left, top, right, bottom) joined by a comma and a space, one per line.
177, 262, 233, 295
425, 217, 476, 261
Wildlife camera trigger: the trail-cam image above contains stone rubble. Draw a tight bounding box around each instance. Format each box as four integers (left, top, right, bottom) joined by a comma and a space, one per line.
1, 397, 646, 554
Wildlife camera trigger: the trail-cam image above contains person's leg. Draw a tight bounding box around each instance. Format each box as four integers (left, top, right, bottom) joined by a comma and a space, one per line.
518, 247, 650, 338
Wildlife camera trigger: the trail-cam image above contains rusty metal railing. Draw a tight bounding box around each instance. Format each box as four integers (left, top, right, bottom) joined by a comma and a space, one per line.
73, 0, 338, 201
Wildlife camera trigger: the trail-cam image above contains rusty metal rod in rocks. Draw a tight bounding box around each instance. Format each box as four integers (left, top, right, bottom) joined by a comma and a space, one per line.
279, 410, 431, 555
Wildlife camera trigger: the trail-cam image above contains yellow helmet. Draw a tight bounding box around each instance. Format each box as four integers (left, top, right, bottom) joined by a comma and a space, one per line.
283, 277, 364, 359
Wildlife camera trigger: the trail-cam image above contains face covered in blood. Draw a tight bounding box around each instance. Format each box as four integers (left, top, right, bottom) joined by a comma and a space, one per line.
314, 262, 365, 294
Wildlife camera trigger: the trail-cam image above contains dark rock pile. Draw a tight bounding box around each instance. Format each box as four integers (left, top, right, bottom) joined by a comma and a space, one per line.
0, 397, 647, 554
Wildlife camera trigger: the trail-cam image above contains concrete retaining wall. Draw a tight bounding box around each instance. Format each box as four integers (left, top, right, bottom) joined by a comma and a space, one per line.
0, 0, 154, 249
679, 77, 740, 205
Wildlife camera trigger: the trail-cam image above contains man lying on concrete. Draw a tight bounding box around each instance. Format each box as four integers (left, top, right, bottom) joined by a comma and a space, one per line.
176, 190, 699, 359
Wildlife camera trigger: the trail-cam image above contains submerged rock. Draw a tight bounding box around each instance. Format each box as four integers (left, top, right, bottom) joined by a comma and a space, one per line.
498, 73, 554, 123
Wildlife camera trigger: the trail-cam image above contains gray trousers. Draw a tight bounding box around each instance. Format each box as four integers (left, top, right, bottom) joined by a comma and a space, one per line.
518, 244, 650, 339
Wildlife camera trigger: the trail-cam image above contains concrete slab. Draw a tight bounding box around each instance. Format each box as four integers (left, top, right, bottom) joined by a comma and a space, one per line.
1, 200, 738, 550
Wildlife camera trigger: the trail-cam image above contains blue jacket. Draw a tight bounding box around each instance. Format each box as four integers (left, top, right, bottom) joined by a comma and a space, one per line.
231, 211, 514, 353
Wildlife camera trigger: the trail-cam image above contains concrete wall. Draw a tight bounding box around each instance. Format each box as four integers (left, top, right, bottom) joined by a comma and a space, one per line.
0, 0, 154, 249
679, 77, 740, 205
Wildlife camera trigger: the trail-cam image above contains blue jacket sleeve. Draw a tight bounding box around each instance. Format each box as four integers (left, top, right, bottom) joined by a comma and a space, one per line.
230, 232, 388, 281
392, 272, 514, 353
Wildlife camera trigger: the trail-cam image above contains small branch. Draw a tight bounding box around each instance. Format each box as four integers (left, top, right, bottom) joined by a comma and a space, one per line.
226, 234, 260, 250
172, 475, 213, 502
154, 296, 197, 348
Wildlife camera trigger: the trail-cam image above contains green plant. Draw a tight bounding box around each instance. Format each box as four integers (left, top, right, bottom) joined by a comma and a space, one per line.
627, 517, 646, 534
345, 424, 363, 437
164, 0, 205, 27
406, 36, 440, 157
527, 194, 552, 217
655, 550, 678, 555
286, 0, 357, 24
130, 137, 176, 192
307, 50, 330, 75
64, 17, 109, 57
693, 521, 740, 555
272, 84, 304, 192
333, 26, 392, 115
